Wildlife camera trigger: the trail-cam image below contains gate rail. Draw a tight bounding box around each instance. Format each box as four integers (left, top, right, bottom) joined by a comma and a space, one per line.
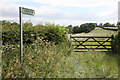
70, 35, 114, 52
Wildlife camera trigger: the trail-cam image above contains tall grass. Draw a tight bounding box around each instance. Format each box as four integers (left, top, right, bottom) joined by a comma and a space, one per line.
2, 37, 73, 79
55, 51, 118, 78
22, 38, 73, 78
2, 38, 118, 78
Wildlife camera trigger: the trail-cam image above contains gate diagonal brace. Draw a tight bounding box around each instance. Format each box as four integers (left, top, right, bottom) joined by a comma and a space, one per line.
92, 38, 111, 49
72, 38, 80, 49
74, 38, 90, 49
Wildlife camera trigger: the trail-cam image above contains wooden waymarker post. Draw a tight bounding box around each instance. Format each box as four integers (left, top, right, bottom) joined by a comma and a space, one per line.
19, 7, 35, 63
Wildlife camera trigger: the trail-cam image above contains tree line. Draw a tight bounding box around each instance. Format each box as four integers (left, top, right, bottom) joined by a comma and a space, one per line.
65, 22, 118, 34
1, 20, 118, 34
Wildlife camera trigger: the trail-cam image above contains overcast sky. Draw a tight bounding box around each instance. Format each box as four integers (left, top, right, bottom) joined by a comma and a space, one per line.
0, 0, 119, 26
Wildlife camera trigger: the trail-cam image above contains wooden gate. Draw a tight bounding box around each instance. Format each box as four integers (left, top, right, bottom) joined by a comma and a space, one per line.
70, 35, 114, 52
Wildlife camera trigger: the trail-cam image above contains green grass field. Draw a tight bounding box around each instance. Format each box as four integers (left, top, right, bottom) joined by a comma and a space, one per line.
102, 27, 118, 29
69, 27, 118, 37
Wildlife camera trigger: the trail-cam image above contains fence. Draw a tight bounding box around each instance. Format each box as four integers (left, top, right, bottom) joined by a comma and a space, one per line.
70, 35, 114, 52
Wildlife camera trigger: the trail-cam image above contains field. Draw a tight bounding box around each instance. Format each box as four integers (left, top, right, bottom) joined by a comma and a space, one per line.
69, 27, 118, 37
102, 27, 118, 29
2, 25, 119, 78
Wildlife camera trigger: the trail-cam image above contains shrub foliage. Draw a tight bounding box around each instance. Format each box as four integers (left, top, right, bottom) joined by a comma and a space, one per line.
2, 21, 68, 44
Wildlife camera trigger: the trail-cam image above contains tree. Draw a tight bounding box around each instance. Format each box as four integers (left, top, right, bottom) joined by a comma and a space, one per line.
65, 25, 73, 34
99, 23, 103, 27
80, 23, 97, 33
73, 26, 80, 33
103, 22, 111, 27
2, 20, 7, 25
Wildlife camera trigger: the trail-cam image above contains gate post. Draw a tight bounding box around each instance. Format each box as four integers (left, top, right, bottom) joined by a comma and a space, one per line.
112, 35, 114, 40
70, 35, 71, 39
111, 35, 114, 52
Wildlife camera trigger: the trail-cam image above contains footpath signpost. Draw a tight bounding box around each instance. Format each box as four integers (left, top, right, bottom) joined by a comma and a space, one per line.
19, 7, 35, 63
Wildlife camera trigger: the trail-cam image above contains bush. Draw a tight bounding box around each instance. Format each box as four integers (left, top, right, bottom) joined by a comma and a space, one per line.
112, 32, 120, 54
112, 25, 120, 54
2, 21, 69, 44
65, 25, 73, 34
44, 23, 68, 44
33, 23, 69, 44
2, 21, 20, 44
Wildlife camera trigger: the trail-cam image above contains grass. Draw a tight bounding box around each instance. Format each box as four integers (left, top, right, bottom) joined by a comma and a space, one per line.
69, 27, 118, 37
2, 38, 118, 78
53, 51, 118, 78
2, 28, 119, 78
2, 38, 73, 78
102, 27, 118, 30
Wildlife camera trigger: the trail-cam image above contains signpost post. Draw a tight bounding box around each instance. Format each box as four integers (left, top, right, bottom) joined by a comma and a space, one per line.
19, 7, 35, 63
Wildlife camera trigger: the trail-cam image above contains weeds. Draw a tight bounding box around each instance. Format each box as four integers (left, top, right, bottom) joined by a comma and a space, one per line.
2, 38, 72, 79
